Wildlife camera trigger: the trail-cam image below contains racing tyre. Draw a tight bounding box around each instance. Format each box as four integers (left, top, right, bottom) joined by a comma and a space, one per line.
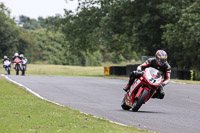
132, 89, 149, 112
16, 70, 19, 75
22, 69, 25, 76
7, 69, 10, 75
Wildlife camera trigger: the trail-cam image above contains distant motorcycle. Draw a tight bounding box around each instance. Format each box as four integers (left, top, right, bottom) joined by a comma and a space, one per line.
3, 60, 11, 75
20, 58, 27, 76
13, 57, 22, 75
121, 67, 163, 112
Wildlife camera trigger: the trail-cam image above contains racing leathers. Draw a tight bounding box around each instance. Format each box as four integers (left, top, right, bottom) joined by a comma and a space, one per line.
12, 55, 20, 62
124, 57, 171, 99
2, 58, 10, 68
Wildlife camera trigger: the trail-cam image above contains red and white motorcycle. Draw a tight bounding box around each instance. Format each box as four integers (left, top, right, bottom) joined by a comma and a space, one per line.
121, 67, 163, 112
13, 57, 22, 75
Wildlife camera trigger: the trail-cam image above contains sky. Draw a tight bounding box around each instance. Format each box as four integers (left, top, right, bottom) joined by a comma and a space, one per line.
0, 0, 78, 19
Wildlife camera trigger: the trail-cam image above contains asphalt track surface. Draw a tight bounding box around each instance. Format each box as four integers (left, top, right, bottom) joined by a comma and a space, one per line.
3, 75, 200, 133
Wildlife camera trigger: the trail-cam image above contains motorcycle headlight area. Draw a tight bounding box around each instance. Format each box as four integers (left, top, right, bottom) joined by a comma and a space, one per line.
145, 70, 162, 85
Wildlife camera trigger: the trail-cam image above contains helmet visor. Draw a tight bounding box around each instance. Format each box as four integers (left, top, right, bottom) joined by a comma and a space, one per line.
156, 57, 167, 65
159, 58, 166, 63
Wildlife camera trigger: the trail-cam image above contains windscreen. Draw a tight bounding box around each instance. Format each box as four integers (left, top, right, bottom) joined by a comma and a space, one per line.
148, 67, 161, 79
144, 67, 162, 85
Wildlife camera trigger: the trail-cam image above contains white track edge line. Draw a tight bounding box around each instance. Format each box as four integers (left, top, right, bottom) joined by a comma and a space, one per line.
1, 74, 129, 127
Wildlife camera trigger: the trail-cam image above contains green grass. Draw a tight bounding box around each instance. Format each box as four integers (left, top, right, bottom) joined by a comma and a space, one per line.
171, 79, 200, 85
0, 78, 151, 133
0, 64, 104, 77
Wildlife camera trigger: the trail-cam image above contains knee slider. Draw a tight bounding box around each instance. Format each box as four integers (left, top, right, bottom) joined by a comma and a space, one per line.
159, 92, 165, 99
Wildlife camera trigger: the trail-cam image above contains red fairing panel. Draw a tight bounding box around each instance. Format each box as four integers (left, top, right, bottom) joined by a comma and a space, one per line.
136, 88, 143, 98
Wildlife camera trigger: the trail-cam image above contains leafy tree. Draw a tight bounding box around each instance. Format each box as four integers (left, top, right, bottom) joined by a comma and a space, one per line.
161, 1, 200, 69
18, 15, 42, 30
30, 29, 66, 64
2, 0, 200, 70
0, 3, 18, 57
0, 3, 38, 62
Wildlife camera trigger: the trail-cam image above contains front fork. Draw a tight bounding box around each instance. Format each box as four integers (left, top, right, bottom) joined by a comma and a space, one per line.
135, 87, 150, 103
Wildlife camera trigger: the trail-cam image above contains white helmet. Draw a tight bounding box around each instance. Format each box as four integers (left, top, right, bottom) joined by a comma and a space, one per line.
4, 55, 7, 59
14, 53, 19, 56
19, 54, 24, 58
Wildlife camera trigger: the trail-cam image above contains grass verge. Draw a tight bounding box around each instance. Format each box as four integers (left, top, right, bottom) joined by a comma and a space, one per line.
171, 79, 200, 85
0, 64, 104, 77
0, 78, 151, 133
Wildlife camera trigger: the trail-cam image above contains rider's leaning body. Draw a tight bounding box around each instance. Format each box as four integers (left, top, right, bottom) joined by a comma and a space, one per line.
2, 56, 10, 68
12, 53, 20, 69
123, 50, 171, 99
137, 57, 171, 86
12, 53, 20, 62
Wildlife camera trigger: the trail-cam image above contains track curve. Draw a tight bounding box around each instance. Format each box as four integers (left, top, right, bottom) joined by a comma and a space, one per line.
4, 75, 200, 133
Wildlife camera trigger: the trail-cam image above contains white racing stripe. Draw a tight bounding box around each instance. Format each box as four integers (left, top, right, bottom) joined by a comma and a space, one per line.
1, 74, 130, 128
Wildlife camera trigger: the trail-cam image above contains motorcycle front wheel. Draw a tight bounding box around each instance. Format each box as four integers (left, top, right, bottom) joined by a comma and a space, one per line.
22, 67, 25, 76
132, 89, 149, 112
5, 67, 10, 75
16, 66, 19, 75
7, 69, 10, 75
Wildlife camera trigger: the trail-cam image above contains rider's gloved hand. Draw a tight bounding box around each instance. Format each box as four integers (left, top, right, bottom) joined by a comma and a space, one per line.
130, 71, 135, 77
137, 67, 142, 72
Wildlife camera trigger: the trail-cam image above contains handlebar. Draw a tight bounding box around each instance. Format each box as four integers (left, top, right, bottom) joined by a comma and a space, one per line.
135, 71, 144, 76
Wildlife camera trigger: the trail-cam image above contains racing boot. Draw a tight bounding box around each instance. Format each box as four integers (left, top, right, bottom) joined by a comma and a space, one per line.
123, 73, 137, 92
123, 84, 130, 92
152, 86, 165, 99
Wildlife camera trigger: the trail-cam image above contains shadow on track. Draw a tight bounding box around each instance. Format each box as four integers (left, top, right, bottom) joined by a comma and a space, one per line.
137, 110, 166, 114
119, 109, 166, 114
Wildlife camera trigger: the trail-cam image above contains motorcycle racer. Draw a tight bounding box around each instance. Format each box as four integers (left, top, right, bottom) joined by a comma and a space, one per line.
19, 54, 28, 62
12, 52, 20, 69
2, 55, 9, 62
2, 56, 10, 68
123, 50, 171, 99
19, 53, 28, 71
12, 53, 20, 61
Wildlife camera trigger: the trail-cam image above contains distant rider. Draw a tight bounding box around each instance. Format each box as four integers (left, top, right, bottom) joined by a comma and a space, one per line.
12, 52, 20, 69
19, 54, 28, 65
12, 53, 20, 61
2, 56, 10, 68
123, 50, 171, 99
19, 54, 27, 61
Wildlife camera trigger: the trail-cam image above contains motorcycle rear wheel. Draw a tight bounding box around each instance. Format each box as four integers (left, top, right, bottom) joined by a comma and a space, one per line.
132, 89, 149, 112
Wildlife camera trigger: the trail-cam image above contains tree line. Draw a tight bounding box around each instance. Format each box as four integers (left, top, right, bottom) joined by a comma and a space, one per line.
0, 0, 200, 71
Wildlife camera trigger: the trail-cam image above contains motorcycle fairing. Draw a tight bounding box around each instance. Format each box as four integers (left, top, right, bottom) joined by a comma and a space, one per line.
13, 58, 22, 64
4, 60, 11, 66
125, 67, 163, 108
